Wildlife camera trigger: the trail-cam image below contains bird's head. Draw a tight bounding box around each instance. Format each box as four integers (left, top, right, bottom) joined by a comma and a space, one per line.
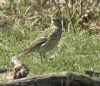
50, 15, 62, 27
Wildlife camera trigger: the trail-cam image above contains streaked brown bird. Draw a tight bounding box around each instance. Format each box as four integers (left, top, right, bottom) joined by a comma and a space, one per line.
17, 14, 62, 61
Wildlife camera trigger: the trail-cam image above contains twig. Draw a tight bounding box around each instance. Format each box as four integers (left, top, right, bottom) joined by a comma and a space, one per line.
80, 0, 83, 17
64, 0, 76, 33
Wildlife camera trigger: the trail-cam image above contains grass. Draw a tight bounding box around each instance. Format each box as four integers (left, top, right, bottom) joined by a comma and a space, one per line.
0, 27, 100, 77
0, 0, 99, 83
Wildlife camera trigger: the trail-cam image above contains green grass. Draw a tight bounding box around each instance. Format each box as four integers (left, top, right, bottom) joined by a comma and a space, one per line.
0, 28, 100, 76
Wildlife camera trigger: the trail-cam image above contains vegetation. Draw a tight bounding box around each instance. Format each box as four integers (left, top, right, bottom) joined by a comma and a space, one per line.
0, 0, 100, 77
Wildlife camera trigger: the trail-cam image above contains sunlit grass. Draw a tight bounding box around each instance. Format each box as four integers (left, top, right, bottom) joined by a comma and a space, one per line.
0, 29, 100, 77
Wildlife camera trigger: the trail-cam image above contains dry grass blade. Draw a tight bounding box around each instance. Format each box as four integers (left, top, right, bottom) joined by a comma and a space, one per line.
65, 0, 76, 33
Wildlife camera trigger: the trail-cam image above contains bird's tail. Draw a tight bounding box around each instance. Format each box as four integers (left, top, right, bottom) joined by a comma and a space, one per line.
17, 45, 35, 57
17, 51, 28, 57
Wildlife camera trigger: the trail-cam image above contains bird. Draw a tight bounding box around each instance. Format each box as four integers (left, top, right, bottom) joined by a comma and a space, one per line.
16, 14, 62, 61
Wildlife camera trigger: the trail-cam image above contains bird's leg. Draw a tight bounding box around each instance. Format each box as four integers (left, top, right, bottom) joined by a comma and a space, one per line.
39, 53, 47, 63
39, 53, 44, 63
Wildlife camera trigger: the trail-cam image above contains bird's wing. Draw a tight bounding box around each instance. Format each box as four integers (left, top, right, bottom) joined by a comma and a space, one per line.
18, 27, 57, 57
18, 37, 48, 57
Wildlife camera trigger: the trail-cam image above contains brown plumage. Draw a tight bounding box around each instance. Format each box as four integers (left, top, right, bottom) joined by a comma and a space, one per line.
17, 15, 62, 61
